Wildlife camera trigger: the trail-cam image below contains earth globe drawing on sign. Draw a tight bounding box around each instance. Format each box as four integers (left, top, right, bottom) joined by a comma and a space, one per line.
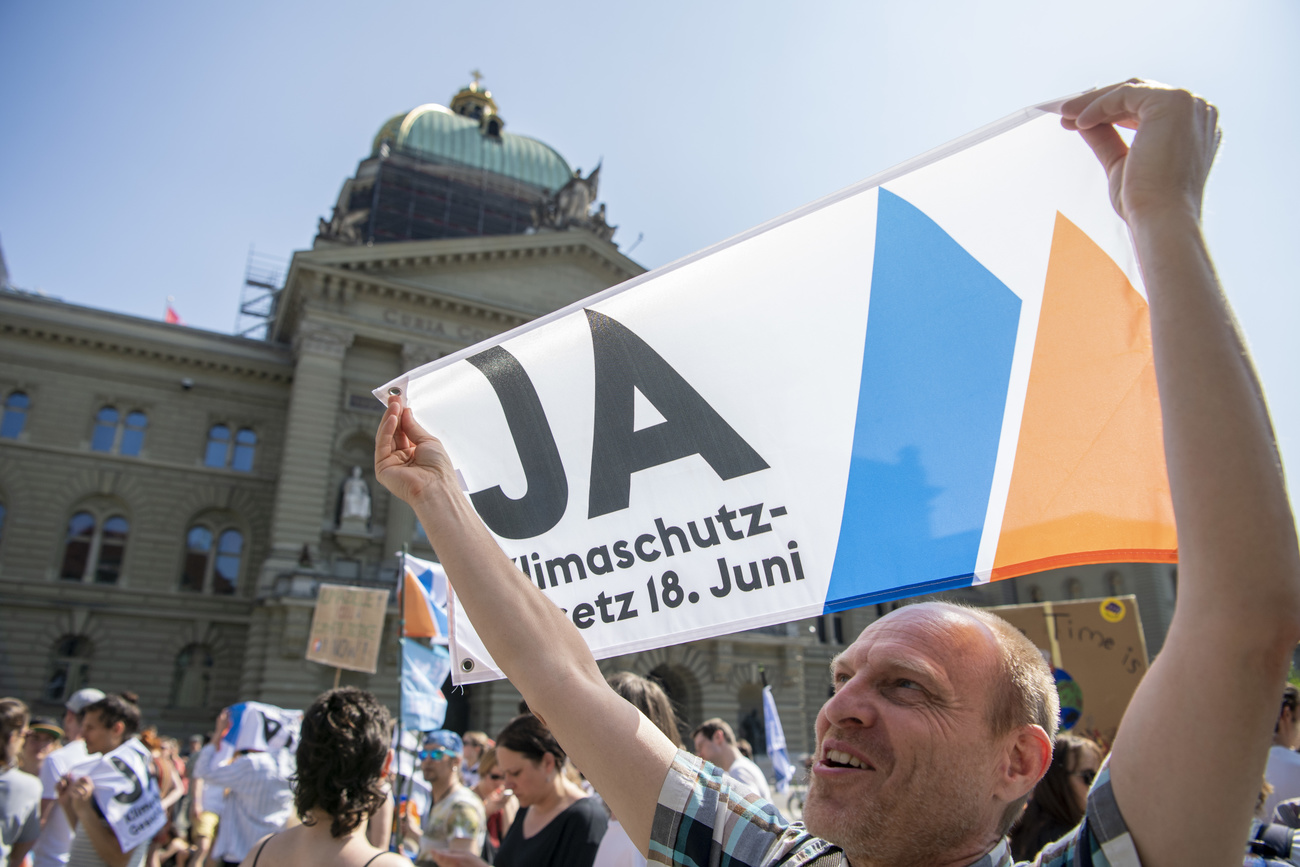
1054, 668, 1083, 729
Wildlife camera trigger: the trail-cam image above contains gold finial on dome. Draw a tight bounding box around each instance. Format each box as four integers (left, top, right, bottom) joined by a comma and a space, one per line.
450, 71, 499, 124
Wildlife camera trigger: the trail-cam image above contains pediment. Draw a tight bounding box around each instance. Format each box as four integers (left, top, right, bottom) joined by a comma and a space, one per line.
273, 231, 645, 343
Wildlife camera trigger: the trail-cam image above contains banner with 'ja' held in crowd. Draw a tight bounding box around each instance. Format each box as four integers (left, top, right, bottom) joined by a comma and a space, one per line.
71, 738, 166, 852
376, 93, 1177, 685
222, 701, 302, 753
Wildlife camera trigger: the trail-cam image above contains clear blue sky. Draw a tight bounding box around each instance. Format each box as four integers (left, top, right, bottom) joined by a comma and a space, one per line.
3, 0, 1297, 505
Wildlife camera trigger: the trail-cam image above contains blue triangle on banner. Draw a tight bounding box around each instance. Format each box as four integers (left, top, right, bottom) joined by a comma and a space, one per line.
826, 188, 1020, 611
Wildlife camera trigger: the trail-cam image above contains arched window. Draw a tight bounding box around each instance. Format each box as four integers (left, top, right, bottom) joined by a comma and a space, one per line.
1, 392, 30, 439
204, 425, 231, 467
180, 527, 213, 592
232, 429, 257, 472
90, 407, 148, 456
171, 644, 215, 708
213, 530, 242, 595
120, 412, 148, 457
91, 407, 119, 452
60, 511, 129, 584
44, 635, 93, 702
1065, 577, 1082, 599
204, 425, 256, 472
180, 524, 243, 595
60, 512, 96, 580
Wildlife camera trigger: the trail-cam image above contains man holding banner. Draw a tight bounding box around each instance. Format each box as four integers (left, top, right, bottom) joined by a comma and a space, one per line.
56, 695, 161, 867
376, 80, 1300, 867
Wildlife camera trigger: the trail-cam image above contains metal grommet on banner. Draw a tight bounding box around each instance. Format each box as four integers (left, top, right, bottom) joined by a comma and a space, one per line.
388, 386, 402, 396
461, 659, 474, 673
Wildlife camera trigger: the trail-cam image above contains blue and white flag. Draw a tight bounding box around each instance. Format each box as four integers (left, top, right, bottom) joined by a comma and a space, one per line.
402, 553, 450, 643
401, 637, 451, 730
762, 685, 793, 794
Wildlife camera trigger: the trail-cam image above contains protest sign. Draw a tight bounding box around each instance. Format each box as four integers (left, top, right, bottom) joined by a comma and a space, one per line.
223, 701, 303, 753
377, 95, 1177, 684
71, 738, 165, 852
306, 584, 390, 673
991, 595, 1148, 744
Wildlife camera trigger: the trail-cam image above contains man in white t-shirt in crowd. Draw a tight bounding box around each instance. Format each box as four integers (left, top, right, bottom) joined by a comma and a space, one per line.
691, 719, 772, 802
194, 709, 293, 867
186, 735, 224, 867
1263, 685, 1300, 818
32, 689, 104, 867
411, 731, 485, 864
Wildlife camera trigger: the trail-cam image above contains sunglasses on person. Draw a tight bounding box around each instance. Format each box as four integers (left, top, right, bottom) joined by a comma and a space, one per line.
1072, 768, 1097, 786
418, 748, 453, 761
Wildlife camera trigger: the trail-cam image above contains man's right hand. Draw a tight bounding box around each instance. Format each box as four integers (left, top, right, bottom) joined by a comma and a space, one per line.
375, 396, 458, 510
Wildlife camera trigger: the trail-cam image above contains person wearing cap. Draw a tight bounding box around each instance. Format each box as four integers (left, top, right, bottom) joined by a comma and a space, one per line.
411, 731, 485, 865
32, 688, 104, 867
20, 720, 63, 778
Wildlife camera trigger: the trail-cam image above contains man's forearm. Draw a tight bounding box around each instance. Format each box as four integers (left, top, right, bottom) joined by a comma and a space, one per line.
1133, 209, 1300, 616
412, 479, 606, 710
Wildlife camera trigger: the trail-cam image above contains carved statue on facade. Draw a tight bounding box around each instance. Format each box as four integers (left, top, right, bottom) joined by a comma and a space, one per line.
340, 466, 372, 522
533, 163, 617, 241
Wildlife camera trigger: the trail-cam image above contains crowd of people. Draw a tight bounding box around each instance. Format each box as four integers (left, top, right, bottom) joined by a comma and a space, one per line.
5, 78, 1300, 867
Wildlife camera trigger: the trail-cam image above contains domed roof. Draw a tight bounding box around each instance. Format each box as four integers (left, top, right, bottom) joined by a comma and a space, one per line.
372, 104, 573, 193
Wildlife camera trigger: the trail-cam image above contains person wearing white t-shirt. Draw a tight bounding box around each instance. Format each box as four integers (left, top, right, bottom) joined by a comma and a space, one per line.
1264, 685, 1300, 819
33, 689, 104, 867
690, 719, 773, 803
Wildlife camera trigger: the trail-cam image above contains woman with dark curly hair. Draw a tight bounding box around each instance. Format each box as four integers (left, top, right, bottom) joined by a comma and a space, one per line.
237, 688, 406, 867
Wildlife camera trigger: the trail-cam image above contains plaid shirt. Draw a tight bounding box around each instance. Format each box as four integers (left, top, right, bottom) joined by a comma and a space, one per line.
649, 751, 1141, 867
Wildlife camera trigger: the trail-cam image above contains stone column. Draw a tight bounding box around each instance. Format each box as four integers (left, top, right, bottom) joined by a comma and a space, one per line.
258, 321, 355, 590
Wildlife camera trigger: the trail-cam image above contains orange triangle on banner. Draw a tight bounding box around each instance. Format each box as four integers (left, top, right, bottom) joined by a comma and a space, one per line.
403, 570, 440, 638
991, 213, 1178, 580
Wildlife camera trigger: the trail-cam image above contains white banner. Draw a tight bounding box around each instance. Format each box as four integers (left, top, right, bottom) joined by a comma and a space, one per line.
73, 738, 166, 852
224, 702, 302, 753
379, 95, 1176, 684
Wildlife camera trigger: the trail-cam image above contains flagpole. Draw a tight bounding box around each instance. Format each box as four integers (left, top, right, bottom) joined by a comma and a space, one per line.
392, 544, 408, 852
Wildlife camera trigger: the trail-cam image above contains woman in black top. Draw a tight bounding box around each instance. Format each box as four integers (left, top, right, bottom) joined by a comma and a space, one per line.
428, 714, 606, 867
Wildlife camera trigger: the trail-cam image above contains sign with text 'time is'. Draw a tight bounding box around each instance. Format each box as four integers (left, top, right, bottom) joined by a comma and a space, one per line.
376, 95, 1177, 684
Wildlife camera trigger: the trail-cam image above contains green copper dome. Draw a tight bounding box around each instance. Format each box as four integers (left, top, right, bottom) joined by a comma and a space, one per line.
372, 103, 573, 192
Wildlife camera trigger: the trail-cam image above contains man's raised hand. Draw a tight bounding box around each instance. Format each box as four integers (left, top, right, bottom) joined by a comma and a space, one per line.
1060, 79, 1219, 224
374, 396, 458, 508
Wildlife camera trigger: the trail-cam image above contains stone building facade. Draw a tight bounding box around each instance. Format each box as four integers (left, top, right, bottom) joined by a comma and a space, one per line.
0, 81, 1179, 764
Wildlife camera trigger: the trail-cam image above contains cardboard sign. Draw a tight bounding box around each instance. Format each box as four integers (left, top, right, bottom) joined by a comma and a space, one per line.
991, 595, 1148, 745
378, 97, 1177, 684
72, 738, 166, 852
306, 584, 390, 673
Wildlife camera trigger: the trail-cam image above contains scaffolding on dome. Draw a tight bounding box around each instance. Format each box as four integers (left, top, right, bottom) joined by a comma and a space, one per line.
236, 247, 286, 340
320, 146, 553, 246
